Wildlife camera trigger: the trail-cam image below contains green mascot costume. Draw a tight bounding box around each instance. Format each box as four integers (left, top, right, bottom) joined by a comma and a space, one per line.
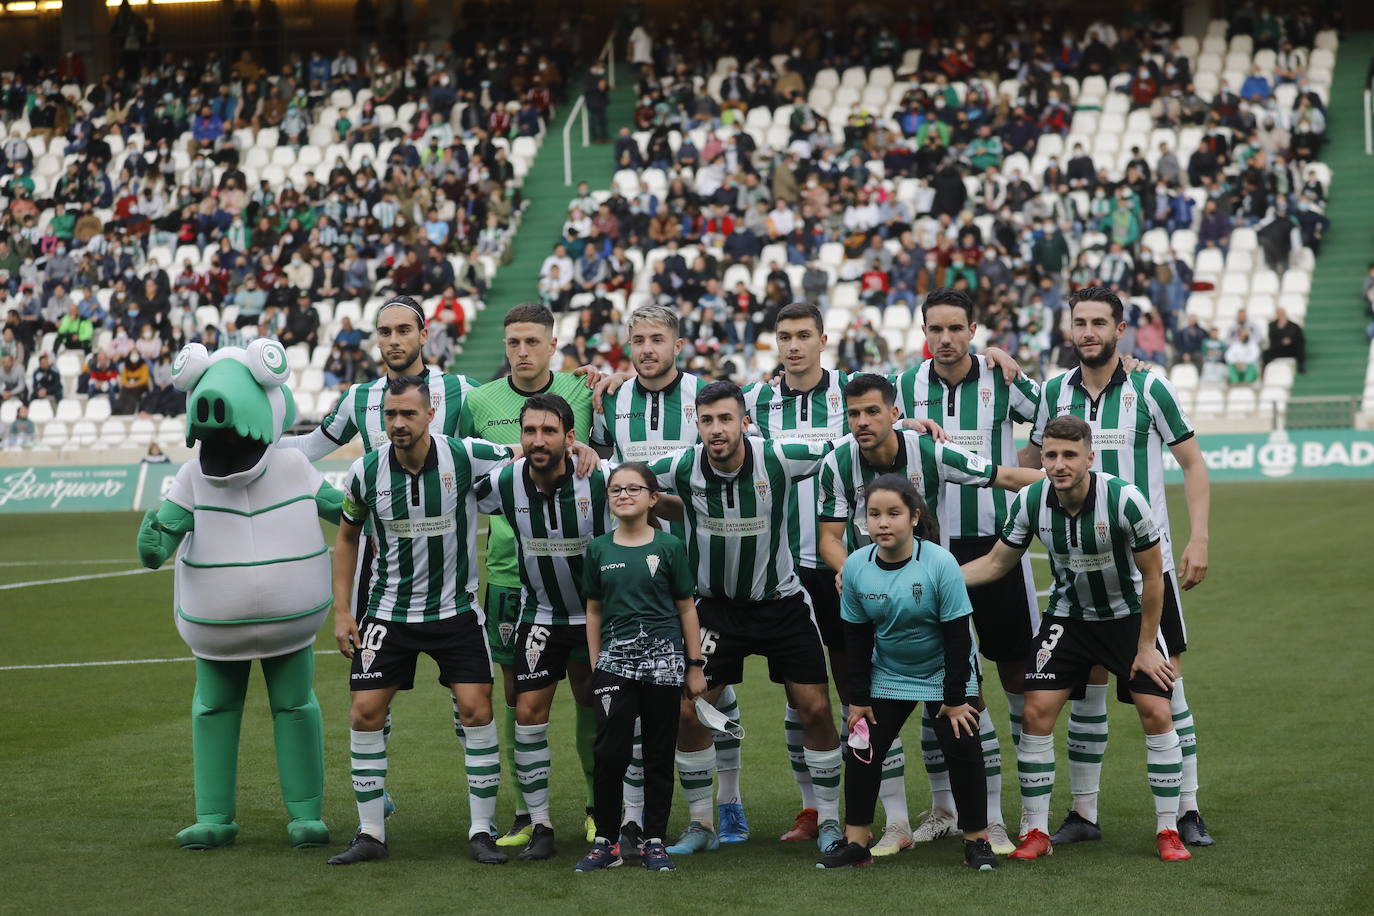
136, 339, 341, 849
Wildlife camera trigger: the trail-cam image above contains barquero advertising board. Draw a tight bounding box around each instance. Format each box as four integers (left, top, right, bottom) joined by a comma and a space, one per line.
2, 432, 1374, 513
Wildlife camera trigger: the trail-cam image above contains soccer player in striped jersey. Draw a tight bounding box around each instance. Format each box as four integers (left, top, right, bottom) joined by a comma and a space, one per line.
327, 375, 515, 866
280, 294, 482, 821
818, 373, 1043, 855
887, 288, 1045, 850
961, 416, 1191, 863
589, 304, 751, 844
459, 303, 603, 848
473, 394, 613, 862
646, 381, 845, 856
1025, 287, 1213, 848
743, 302, 953, 844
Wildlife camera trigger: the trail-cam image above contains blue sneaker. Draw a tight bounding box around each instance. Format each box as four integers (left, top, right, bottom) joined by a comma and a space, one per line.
665, 822, 720, 855
640, 840, 676, 872
817, 818, 843, 853
718, 802, 750, 843
573, 840, 623, 873
383, 791, 397, 819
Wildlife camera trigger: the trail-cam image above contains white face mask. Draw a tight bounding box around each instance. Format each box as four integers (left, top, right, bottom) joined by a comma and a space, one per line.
694, 697, 744, 738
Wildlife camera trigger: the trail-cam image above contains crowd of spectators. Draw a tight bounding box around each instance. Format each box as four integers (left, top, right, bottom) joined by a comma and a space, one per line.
541, 4, 1332, 387
1, 29, 574, 444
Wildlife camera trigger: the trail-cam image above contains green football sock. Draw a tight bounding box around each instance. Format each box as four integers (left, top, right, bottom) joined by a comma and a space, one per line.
576, 703, 596, 809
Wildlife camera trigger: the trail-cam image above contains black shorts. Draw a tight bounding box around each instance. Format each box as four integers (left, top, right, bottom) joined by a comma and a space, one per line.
349, 613, 494, 691
1022, 615, 1172, 704
798, 565, 843, 648
513, 621, 591, 693
1159, 569, 1187, 656
949, 536, 1041, 663
696, 590, 829, 688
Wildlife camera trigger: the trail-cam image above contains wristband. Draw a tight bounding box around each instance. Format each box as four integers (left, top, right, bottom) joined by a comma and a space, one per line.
685, 657, 706, 668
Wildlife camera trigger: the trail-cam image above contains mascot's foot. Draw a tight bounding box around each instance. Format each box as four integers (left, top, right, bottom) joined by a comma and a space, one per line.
288, 819, 331, 849
178, 822, 239, 849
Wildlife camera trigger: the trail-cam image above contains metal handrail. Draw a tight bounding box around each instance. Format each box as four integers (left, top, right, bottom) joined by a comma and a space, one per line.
563, 29, 616, 185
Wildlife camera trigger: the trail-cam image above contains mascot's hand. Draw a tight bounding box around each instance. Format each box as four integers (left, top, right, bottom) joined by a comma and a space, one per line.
137, 508, 173, 569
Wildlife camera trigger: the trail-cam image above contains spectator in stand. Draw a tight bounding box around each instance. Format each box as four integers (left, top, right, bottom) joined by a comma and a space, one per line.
3, 403, 33, 448
1224, 327, 1261, 385
1, 352, 26, 403
30, 352, 61, 404
56, 303, 94, 353
1263, 308, 1306, 372
115, 351, 149, 414
1134, 310, 1168, 365
279, 292, 320, 354
1174, 314, 1207, 365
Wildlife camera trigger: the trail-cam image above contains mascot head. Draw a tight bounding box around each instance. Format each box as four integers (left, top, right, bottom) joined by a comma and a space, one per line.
171, 339, 297, 487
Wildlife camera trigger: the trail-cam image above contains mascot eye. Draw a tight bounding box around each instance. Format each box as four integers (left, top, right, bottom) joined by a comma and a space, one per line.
170, 343, 212, 392
245, 338, 291, 388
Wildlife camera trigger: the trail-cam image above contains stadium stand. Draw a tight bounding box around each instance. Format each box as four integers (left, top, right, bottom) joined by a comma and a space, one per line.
0, 36, 568, 452
534, 9, 1337, 426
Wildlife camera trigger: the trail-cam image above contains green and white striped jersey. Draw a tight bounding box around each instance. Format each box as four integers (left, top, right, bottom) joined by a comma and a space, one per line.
1030, 362, 1193, 571
341, 435, 513, 623
591, 370, 706, 462
474, 457, 613, 627
892, 359, 1040, 540
1001, 472, 1160, 620
320, 365, 481, 453
648, 438, 831, 602
743, 369, 853, 569
817, 429, 997, 551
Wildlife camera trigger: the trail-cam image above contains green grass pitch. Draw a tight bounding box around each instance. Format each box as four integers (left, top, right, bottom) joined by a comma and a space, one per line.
2, 481, 1371, 914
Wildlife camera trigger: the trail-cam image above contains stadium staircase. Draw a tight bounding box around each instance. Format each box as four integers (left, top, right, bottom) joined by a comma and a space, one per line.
1292, 31, 1372, 399
450, 64, 636, 379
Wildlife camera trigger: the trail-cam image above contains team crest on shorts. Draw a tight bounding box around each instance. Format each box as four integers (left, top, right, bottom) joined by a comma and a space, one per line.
525, 648, 541, 672
646, 553, 661, 577
361, 649, 376, 673
602, 694, 613, 715
578, 496, 591, 519
1035, 645, 1052, 671
980, 387, 992, 407
1095, 521, 1109, 543
911, 583, 923, 601
499, 622, 515, 646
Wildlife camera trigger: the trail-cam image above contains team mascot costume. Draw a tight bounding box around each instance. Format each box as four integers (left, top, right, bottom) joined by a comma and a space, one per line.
136, 339, 342, 849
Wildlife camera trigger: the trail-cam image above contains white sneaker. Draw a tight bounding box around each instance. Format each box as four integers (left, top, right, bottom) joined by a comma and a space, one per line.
870, 821, 913, 857
985, 822, 1015, 855
911, 808, 961, 843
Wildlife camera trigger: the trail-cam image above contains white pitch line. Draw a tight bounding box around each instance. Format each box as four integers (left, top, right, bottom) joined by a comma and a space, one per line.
0, 567, 171, 591
0, 558, 142, 567
0, 649, 337, 672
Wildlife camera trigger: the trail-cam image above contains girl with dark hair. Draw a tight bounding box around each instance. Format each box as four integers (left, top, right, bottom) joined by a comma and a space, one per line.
577, 463, 707, 874
818, 473, 996, 871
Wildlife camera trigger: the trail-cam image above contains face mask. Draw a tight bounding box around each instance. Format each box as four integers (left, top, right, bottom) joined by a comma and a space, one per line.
694, 697, 744, 738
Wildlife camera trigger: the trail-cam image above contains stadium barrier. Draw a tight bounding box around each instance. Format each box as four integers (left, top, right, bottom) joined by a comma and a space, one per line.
4, 432, 1374, 514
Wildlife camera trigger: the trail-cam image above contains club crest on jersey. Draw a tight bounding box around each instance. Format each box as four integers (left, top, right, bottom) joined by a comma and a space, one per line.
525, 649, 541, 672
908, 472, 923, 490
360, 649, 376, 673
441, 472, 454, 495
911, 583, 923, 601
1095, 521, 1109, 542
683, 404, 695, 423
431, 388, 442, 408
980, 386, 992, 407
755, 479, 770, 500
1035, 646, 1052, 671
828, 392, 842, 413
499, 622, 516, 646
1121, 391, 1136, 412
577, 496, 591, 519
646, 553, 661, 577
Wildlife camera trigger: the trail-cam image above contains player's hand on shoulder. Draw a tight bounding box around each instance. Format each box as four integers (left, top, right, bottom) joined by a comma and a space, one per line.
1119, 354, 1162, 375
981, 348, 1020, 384
906, 416, 949, 441
592, 370, 633, 412
569, 440, 600, 478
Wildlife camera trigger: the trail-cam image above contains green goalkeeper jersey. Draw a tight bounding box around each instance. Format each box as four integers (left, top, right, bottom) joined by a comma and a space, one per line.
460, 372, 594, 589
